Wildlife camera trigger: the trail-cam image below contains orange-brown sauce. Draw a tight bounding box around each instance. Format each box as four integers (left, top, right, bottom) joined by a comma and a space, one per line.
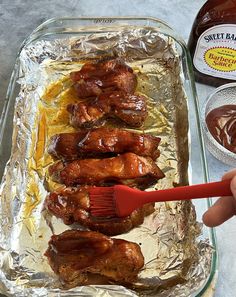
23, 77, 79, 223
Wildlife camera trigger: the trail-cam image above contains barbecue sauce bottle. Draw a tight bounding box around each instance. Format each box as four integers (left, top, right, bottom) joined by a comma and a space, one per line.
188, 0, 236, 86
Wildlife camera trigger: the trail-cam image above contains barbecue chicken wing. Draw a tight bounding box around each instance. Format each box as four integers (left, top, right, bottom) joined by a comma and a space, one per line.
45, 230, 144, 287
45, 186, 155, 235
48, 127, 160, 161
70, 58, 137, 98
48, 152, 164, 188
67, 91, 147, 128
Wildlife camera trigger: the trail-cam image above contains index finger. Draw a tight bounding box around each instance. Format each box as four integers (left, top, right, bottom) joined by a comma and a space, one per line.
202, 175, 236, 227
222, 169, 236, 180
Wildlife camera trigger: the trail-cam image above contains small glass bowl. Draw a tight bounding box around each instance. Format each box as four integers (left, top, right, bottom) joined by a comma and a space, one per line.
201, 82, 236, 166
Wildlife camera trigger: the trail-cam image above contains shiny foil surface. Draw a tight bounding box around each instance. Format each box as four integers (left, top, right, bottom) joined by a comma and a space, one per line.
0, 27, 213, 296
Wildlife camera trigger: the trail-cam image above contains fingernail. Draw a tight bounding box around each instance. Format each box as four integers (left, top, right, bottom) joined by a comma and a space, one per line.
230, 176, 236, 199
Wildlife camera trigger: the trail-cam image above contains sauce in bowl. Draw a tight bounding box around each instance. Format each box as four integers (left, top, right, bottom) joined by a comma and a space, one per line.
206, 105, 236, 154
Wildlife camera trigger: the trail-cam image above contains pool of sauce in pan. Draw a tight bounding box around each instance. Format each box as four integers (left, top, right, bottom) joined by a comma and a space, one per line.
206, 105, 236, 153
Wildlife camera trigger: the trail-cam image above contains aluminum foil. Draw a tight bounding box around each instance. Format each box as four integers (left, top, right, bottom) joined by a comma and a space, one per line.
0, 27, 213, 296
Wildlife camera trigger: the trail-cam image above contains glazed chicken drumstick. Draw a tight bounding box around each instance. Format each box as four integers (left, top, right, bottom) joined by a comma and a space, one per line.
67, 91, 147, 128
45, 230, 144, 288
48, 127, 160, 161
45, 186, 155, 235
70, 58, 137, 98
48, 152, 164, 188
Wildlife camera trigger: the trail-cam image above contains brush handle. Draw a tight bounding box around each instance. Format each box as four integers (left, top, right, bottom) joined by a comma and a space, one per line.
142, 179, 232, 203
115, 179, 233, 217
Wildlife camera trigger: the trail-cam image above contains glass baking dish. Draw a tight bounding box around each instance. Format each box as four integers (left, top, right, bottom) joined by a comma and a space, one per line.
0, 17, 217, 297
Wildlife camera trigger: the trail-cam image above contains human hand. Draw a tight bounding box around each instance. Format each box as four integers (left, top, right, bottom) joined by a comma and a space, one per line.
203, 169, 236, 227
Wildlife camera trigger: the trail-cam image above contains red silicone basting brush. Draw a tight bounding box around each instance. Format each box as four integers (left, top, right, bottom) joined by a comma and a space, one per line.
89, 179, 232, 218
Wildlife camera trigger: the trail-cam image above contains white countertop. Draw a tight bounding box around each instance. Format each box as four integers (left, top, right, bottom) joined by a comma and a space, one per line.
0, 0, 236, 296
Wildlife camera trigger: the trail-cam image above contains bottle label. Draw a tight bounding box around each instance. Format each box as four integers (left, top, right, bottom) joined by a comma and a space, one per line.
193, 24, 236, 80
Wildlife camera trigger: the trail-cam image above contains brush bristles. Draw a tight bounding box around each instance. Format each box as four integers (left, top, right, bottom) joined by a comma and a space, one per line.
89, 187, 116, 217
90, 187, 114, 195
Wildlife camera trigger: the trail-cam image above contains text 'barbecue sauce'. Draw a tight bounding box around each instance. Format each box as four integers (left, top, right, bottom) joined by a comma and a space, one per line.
206, 105, 236, 153
188, 0, 236, 86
